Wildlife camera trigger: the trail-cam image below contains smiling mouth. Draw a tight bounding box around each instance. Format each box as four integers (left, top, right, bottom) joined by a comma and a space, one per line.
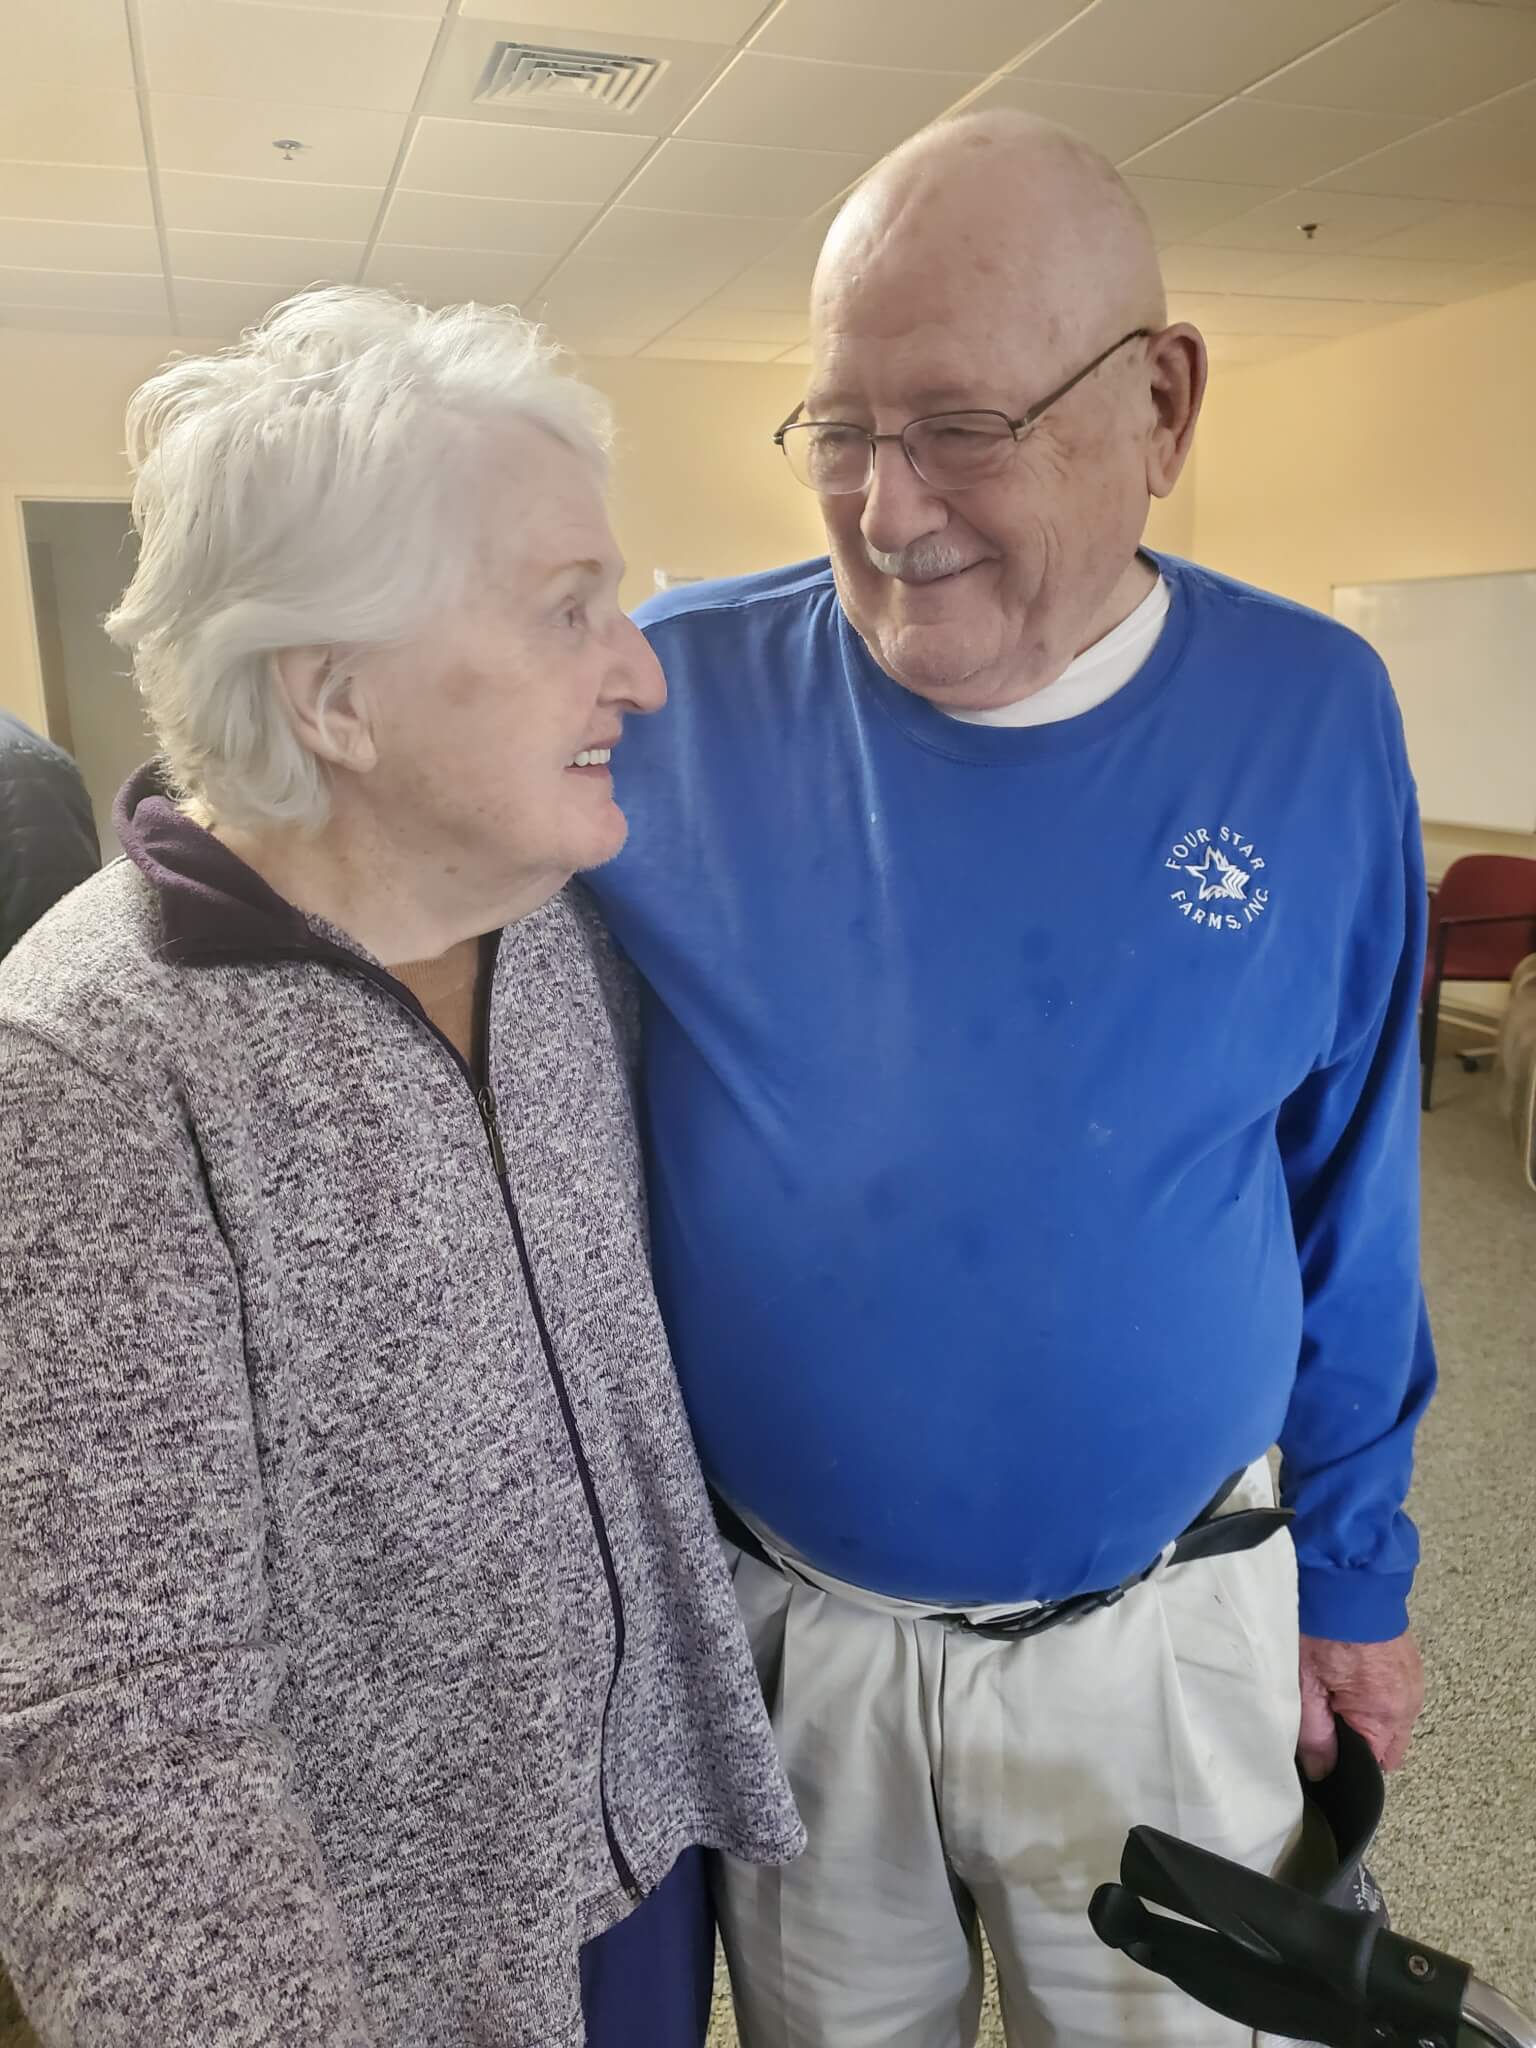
896, 559, 986, 588
567, 747, 613, 769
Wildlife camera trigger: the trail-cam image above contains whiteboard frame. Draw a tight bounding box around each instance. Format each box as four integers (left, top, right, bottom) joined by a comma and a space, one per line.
1331, 566, 1536, 836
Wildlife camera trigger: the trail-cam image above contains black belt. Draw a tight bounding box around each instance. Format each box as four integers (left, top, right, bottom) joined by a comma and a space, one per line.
713, 1474, 1293, 1644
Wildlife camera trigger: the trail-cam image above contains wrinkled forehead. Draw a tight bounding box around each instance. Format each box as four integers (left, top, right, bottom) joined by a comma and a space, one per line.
806, 290, 1074, 416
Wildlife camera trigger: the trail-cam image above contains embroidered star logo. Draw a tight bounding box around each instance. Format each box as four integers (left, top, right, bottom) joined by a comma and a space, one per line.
1184, 844, 1250, 903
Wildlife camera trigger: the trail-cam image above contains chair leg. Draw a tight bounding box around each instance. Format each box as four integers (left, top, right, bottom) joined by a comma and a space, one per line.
1421, 986, 1441, 1112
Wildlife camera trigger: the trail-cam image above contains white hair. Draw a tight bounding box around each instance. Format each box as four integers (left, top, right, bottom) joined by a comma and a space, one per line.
106, 285, 613, 831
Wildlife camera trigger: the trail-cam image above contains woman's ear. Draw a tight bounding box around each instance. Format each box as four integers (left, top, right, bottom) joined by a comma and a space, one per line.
271, 648, 379, 777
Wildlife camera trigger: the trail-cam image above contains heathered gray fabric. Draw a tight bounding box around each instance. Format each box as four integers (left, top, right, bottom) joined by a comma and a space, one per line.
0, 850, 803, 2048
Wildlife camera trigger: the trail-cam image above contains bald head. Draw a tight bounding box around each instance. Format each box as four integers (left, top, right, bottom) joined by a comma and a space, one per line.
795, 109, 1204, 717
813, 111, 1166, 353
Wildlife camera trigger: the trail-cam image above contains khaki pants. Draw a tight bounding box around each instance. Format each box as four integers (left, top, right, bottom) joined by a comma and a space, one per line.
716, 1463, 1304, 2048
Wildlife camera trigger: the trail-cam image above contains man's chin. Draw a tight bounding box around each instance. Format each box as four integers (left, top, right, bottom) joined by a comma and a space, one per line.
872, 625, 1005, 708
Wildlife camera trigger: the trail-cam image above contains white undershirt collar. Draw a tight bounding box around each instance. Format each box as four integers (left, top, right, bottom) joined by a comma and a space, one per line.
945, 574, 1170, 729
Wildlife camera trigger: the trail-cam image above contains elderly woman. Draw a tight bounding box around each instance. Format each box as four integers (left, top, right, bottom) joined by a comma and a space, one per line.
0, 289, 801, 2048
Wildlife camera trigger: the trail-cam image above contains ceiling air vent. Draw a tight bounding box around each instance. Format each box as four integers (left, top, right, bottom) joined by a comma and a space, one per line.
475, 41, 665, 115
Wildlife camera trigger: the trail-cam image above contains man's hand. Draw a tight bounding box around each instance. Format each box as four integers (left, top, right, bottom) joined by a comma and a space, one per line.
1298, 1631, 1425, 1780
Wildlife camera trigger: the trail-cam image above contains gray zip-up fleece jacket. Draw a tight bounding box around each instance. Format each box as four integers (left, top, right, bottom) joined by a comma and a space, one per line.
0, 768, 802, 2048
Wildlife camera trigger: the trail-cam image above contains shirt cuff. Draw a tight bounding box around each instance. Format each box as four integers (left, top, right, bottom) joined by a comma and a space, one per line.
1297, 1562, 1415, 1643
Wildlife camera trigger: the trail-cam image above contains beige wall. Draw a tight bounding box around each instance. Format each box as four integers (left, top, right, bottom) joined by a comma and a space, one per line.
1191, 280, 1536, 860
1192, 280, 1536, 618
583, 356, 823, 612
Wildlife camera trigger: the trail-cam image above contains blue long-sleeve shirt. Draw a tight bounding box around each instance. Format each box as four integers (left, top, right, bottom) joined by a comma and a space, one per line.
587, 552, 1435, 1642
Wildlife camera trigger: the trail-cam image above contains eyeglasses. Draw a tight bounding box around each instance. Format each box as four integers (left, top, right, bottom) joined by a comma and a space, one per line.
773, 329, 1153, 495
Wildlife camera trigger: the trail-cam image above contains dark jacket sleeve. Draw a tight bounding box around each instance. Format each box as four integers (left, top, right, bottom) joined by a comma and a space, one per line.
0, 728, 101, 960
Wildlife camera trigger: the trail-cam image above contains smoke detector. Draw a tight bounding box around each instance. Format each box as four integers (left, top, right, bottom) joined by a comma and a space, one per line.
475, 41, 665, 114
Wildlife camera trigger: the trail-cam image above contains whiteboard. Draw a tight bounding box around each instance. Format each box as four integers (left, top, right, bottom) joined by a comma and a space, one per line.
1332, 571, 1536, 833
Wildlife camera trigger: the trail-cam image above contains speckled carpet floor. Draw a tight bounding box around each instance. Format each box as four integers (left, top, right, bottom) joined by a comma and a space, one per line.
2, 1056, 1530, 2048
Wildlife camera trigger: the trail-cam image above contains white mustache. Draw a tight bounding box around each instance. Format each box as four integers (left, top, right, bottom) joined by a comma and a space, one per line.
864, 537, 980, 583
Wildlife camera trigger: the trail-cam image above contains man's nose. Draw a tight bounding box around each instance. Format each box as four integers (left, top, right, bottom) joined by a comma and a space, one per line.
858, 436, 949, 558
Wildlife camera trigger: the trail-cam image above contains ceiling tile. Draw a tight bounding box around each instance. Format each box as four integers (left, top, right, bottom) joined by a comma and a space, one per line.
663, 306, 809, 344
643, 338, 786, 360
0, 267, 170, 315
159, 171, 384, 239
539, 302, 675, 346
0, 0, 136, 94
678, 52, 980, 154
1158, 244, 1319, 294
1314, 83, 1536, 205
362, 243, 550, 303
750, 0, 1081, 72
962, 78, 1217, 162
1252, 0, 1536, 118
166, 230, 366, 286
536, 258, 700, 305
573, 207, 784, 268
1186, 188, 1450, 254
0, 304, 174, 335
547, 246, 749, 302
152, 94, 410, 185
1124, 99, 1417, 187
710, 262, 818, 313
536, 263, 718, 326
0, 83, 146, 168
234, 0, 447, 14
1168, 289, 1432, 335
1363, 201, 1536, 262
621, 139, 869, 220
1124, 174, 1287, 242
0, 221, 161, 274
401, 116, 653, 203
139, 0, 440, 112
380, 189, 597, 253
425, 20, 733, 137
560, 335, 644, 359
174, 277, 292, 332
1022, 0, 1394, 96
0, 164, 153, 227
457, 0, 765, 35
1263, 251, 1535, 301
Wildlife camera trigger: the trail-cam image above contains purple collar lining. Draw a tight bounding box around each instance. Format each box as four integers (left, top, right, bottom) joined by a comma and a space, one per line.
115, 762, 333, 967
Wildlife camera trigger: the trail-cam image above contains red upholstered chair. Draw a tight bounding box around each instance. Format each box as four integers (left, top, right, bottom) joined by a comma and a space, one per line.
1421, 855, 1536, 1110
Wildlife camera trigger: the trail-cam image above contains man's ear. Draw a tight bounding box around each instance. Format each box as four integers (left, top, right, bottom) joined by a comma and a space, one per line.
1145, 323, 1207, 500
271, 647, 378, 777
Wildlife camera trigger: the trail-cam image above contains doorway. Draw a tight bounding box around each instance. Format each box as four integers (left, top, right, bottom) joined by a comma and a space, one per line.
23, 499, 145, 857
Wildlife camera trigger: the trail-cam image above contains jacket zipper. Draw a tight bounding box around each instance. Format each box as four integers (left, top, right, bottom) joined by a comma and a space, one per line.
281, 937, 643, 1903
471, 1072, 642, 1902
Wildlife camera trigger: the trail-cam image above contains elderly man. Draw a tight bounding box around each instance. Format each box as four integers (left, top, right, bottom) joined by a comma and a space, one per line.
586, 113, 1432, 2047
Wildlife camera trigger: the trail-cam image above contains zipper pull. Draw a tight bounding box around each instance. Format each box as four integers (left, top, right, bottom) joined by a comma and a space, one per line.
476, 1084, 509, 1180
